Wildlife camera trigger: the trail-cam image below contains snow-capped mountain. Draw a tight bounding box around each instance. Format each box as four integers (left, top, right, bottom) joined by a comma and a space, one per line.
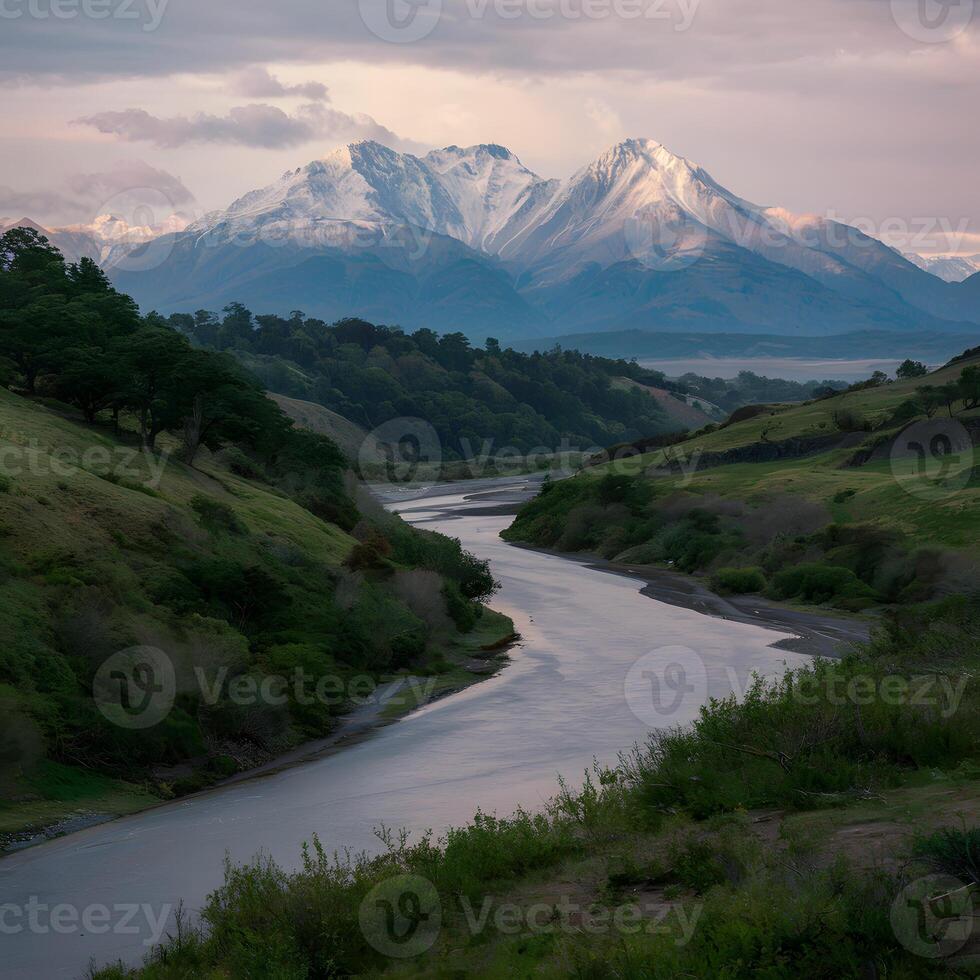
906, 252, 980, 283
2, 213, 188, 266
421, 143, 557, 253
95, 138, 979, 340
185, 140, 551, 256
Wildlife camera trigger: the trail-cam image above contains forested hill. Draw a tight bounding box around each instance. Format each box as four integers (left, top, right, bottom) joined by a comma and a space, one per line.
0, 226, 512, 838
156, 306, 674, 459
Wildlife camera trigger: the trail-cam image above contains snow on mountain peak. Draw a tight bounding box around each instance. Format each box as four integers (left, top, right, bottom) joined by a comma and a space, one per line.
180, 136, 918, 297
422, 142, 549, 251
905, 251, 980, 282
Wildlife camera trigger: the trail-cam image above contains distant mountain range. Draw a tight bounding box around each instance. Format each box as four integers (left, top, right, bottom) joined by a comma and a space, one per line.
7, 138, 979, 344
905, 252, 980, 283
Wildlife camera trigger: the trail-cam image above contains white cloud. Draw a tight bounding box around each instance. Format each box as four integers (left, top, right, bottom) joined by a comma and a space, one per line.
74, 102, 406, 149
235, 67, 329, 101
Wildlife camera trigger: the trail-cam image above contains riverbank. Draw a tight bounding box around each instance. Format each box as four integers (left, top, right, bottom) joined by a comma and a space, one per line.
395, 475, 872, 660
0, 608, 517, 855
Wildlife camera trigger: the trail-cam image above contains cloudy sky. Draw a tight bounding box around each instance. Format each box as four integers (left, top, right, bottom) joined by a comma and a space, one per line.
0, 0, 977, 253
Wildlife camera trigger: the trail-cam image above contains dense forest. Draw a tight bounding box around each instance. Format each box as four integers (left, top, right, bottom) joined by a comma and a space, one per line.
157, 306, 674, 458
0, 227, 504, 813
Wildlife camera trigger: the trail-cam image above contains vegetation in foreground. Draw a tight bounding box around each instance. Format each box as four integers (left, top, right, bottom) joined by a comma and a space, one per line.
93, 595, 980, 978
0, 228, 511, 838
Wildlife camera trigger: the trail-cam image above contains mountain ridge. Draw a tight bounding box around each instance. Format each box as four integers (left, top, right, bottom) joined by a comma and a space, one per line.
11, 138, 979, 344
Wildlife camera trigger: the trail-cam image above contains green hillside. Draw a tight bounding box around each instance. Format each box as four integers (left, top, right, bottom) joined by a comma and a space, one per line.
269, 391, 370, 460
505, 351, 980, 609
602, 353, 980, 467
0, 229, 513, 842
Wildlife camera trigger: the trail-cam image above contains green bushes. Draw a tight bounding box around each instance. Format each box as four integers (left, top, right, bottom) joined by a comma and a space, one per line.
443, 580, 481, 632
913, 826, 980, 884
710, 566, 767, 595
506, 473, 946, 609
93, 809, 581, 979
567, 867, 939, 980
190, 495, 246, 535
386, 521, 498, 603
626, 642, 979, 821
770, 563, 879, 606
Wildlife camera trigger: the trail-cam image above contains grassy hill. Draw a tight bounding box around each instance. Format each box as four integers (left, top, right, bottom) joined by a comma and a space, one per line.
270, 391, 370, 460
505, 351, 980, 608
604, 352, 980, 465
612, 375, 720, 428
0, 386, 513, 843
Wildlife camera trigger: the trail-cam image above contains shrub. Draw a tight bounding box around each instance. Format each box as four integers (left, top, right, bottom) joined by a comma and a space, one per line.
443, 580, 481, 632
771, 563, 879, 605
710, 566, 767, 595
190, 495, 246, 535
831, 408, 870, 433
627, 656, 979, 820
913, 826, 980, 884
344, 537, 392, 572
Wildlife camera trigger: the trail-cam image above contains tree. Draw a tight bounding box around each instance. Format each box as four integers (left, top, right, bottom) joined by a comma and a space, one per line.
914, 385, 946, 419
116, 327, 192, 450
217, 303, 255, 351
811, 385, 839, 400
0, 227, 72, 393
53, 345, 127, 423
66, 257, 139, 337
958, 366, 980, 411
896, 359, 928, 380
193, 310, 221, 348
178, 350, 281, 465
938, 382, 962, 417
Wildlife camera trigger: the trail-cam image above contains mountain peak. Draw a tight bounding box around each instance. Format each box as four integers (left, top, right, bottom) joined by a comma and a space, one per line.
590, 137, 698, 174
3, 216, 48, 233
438, 142, 517, 161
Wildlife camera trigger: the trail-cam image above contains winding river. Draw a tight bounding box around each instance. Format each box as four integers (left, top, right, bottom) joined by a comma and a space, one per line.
1, 478, 810, 978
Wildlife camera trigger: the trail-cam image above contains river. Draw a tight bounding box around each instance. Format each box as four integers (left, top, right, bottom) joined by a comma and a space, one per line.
1, 478, 810, 978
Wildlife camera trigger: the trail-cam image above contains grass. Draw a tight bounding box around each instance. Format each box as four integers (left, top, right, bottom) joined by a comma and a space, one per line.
576, 354, 980, 551
503, 356, 980, 624
584, 448, 980, 551
0, 761, 157, 842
